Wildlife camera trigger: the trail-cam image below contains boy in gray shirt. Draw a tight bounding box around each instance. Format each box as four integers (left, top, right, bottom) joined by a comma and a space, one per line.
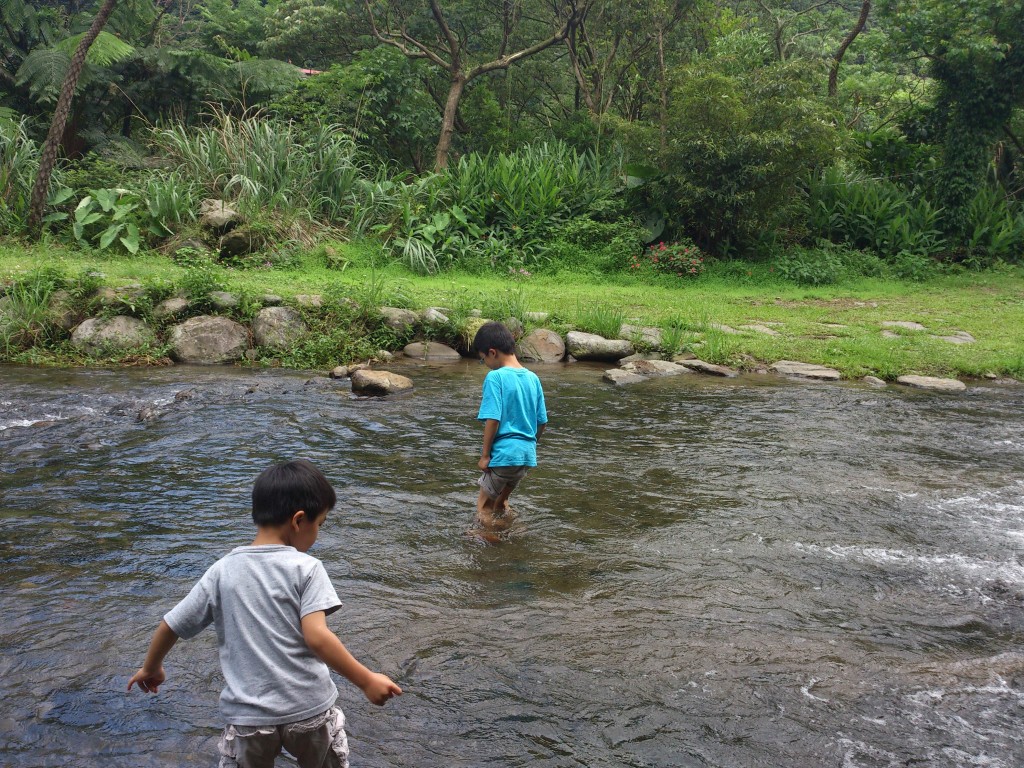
129, 459, 401, 767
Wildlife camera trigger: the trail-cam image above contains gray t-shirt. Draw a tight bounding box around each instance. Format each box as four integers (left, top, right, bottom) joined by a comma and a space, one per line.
164, 544, 342, 726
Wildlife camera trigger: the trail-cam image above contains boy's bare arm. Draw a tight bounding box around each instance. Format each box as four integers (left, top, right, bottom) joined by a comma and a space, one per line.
478, 418, 500, 470
128, 619, 179, 694
536, 423, 545, 441
301, 611, 402, 706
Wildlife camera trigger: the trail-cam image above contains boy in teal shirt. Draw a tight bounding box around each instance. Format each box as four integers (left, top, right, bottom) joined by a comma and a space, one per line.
472, 321, 548, 531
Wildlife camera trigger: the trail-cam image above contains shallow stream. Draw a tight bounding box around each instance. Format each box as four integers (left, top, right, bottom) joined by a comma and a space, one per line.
1, 362, 1023, 767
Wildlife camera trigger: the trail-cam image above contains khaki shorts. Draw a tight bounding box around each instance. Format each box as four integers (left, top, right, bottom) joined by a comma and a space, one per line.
478, 465, 529, 499
217, 706, 349, 768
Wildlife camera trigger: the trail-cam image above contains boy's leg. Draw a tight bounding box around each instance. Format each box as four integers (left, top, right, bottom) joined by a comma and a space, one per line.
218, 725, 281, 768
280, 707, 350, 768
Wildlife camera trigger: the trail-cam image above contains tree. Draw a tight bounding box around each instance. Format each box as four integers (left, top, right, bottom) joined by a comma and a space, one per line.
364, 0, 589, 170
829, 0, 870, 97
28, 0, 118, 235
879, 0, 1024, 235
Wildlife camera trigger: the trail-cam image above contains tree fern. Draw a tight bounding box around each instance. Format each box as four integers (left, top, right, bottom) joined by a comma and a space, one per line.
56, 30, 134, 67
14, 47, 69, 105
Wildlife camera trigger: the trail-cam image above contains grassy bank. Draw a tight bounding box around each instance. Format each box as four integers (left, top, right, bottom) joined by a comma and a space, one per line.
2, 239, 1023, 379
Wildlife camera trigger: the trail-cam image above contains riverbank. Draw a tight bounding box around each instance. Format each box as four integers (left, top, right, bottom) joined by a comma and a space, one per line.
2, 239, 1023, 379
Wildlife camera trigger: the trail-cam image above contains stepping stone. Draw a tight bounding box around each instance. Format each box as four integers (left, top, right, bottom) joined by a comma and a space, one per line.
932, 331, 975, 345
896, 375, 966, 392
881, 330, 900, 339
351, 369, 413, 395
769, 360, 841, 380
603, 369, 647, 385
708, 323, 741, 335
677, 359, 739, 378
882, 321, 926, 331
620, 359, 690, 377
403, 341, 461, 361
740, 324, 780, 336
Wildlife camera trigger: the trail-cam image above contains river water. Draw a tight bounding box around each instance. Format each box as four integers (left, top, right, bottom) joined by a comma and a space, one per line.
1, 362, 1023, 767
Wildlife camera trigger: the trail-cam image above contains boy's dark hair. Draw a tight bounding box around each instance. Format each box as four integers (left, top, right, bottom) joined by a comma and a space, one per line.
472, 321, 516, 355
252, 459, 337, 526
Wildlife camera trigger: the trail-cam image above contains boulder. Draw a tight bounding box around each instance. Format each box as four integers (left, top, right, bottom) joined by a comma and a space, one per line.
403, 341, 462, 361
421, 307, 450, 325
380, 306, 419, 330
219, 226, 263, 257
209, 291, 239, 310
603, 368, 647, 385
154, 297, 189, 320
769, 360, 841, 380
71, 316, 155, 353
199, 199, 241, 231
351, 369, 413, 395
517, 329, 565, 363
896, 375, 966, 392
168, 315, 248, 364
566, 331, 634, 362
253, 306, 308, 349
294, 294, 323, 308
621, 359, 690, 377
677, 359, 739, 377
47, 290, 80, 331
620, 323, 662, 347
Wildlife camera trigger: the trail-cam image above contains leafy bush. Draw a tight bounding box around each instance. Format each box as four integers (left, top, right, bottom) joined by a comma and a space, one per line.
545, 217, 645, 274
70, 189, 142, 254
772, 247, 843, 286
961, 186, 1024, 267
629, 240, 706, 279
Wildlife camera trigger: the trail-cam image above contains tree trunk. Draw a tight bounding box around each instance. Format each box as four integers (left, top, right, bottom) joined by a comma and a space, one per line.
657, 26, 668, 153
434, 75, 467, 171
27, 0, 119, 236
829, 0, 870, 97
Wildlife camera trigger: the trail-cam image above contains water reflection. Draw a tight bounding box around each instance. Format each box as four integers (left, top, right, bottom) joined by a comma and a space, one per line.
1, 364, 1023, 767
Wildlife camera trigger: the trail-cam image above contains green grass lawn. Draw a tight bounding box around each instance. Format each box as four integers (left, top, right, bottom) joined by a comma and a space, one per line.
2, 239, 1023, 379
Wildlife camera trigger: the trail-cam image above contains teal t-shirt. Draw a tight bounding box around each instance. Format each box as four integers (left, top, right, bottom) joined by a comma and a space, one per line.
477, 366, 548, 467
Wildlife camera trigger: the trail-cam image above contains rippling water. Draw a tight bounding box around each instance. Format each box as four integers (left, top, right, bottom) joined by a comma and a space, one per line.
1, 363, 1023, 767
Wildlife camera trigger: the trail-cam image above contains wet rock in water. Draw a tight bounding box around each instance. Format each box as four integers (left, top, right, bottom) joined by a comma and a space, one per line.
330, 365, 350, 379
566, 331, 634, 362
862, 375, 887, 387
620, 359, 690, 377
896, 375, 966, 392
71, 316, 156, 354
403, 341, 461, 361
603, 368, 647, 385
168, 315, 249, 364
351, 369, 413, 395
376, 350, 394, 363
517, 329, 565, 363
769, 360, 841, 380
677, 359, 739, 377
253, 306, 308, 349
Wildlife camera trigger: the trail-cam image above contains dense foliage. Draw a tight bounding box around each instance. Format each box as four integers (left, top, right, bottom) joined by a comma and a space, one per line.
1, 0, 1021, 277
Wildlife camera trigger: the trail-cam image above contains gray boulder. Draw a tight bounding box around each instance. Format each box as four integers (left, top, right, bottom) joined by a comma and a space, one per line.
603, 368, 648, 385
380, 307, 419, 330
403, 341, 461, 361
351, 369, 414, 395
517, 329, 566, 363
621, 359, 690, 377
199, 199, 241, 231
154, 297, 189, 320
71, 316, 155, 353
168, 315, 248, 364
253, 306, 308, 349
566, 331, 634, 362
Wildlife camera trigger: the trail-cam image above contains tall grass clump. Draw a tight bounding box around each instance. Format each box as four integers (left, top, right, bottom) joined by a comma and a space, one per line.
150, 110, 372, 229
1, 119, 66, 233
0, 266, 66, 355
575, 302, 626, 339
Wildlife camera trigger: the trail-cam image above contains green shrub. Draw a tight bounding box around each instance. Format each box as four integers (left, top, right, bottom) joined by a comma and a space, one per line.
545, 217, 644, 274
629, 240, 706, 280
772, 247, 843, 286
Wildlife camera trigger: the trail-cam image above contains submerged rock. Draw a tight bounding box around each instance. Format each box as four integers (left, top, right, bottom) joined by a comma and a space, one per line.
403, 341, 461, 361
620, 359, 690, 376
677, 359, 739, 377
603, 368, 647, 385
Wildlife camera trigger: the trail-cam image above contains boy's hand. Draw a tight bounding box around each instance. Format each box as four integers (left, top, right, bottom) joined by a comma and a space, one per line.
128, 666, 166, 694
478, 456, 491, 471
361, 672, 403, 706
